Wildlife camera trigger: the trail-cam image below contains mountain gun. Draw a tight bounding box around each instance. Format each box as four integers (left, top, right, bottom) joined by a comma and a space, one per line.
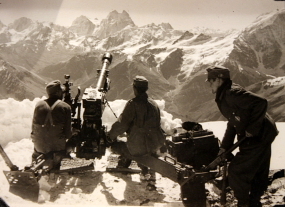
64, 52, 113, 160
61, 53, 223, 207
1, 53, 225, 206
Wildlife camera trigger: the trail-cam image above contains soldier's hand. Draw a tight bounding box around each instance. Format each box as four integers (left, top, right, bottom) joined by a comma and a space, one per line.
72, 128, 80, 136
206, 156, 223, 170
217, 147, 234, 164
245, 131, 253, 137
218, 148, 226, 155
105, 132, 114, 146
218, 148, 226, 159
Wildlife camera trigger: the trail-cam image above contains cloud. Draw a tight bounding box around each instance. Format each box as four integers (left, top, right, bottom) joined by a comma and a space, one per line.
0, 97, 284, 170
0, 98, 182, 146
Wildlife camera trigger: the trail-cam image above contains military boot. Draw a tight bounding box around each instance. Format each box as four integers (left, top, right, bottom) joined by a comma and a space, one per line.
237, 201, 249, 207
249, 200, 262, 207
117, 156, 131, 168
237, 204, 249, 207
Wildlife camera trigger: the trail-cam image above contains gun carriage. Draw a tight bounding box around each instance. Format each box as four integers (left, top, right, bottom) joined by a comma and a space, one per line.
64, 52, 113, 160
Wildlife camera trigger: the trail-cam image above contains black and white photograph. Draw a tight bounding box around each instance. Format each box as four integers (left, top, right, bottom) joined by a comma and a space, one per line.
0, 0, 285, 207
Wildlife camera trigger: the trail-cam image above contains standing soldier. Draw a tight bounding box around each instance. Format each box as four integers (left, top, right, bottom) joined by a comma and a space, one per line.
108, 75, 165, 190
31, 80, 72, 170
206, 66, 278, 207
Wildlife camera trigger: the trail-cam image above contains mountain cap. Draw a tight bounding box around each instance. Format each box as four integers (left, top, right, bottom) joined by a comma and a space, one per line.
206, 66, 230, 81
46, 80, 64, 96
133, 76, 148, 88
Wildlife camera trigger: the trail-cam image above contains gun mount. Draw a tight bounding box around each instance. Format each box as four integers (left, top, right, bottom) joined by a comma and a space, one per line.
0, 144, 52, 202
64, 52, 113, 160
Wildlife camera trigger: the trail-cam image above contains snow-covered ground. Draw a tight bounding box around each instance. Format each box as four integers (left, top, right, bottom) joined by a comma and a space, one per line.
0, 98, 284, 207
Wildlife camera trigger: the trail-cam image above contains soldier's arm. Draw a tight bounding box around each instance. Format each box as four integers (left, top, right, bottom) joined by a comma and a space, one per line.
64, 105, 72, 139
231, 90, 267, 137
221, 122, 236, 150
109, 101, 135, 141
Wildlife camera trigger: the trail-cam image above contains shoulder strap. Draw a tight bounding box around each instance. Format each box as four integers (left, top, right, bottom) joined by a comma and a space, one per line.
43, 100, 62, 127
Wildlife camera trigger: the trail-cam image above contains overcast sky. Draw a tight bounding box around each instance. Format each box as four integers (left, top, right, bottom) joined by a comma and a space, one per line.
0, 0, 284, 30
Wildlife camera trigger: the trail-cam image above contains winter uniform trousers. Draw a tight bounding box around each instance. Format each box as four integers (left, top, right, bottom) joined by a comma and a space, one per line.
228, 137, 271, 206
215, 80, 278, 206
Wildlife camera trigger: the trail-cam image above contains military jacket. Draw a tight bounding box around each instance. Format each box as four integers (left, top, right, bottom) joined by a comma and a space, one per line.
31, 98, 72, 154
109, 93, 165, 156
215, 80, 278, 150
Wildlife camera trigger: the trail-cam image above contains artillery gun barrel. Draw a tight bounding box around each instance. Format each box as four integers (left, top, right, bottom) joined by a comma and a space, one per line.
96, 52, 113, 92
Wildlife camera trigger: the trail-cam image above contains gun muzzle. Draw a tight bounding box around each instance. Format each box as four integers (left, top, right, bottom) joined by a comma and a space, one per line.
102, 52, 113, 64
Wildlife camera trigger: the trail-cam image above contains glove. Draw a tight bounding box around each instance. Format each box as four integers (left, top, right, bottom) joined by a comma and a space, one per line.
218, 148, 226, 156
245, 131, 253, 137
217, 148, 226, 160
218, 147, 234, 163
207, 156, 224, 170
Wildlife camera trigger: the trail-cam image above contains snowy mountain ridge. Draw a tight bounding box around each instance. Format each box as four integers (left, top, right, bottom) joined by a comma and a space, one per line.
0, 9, 285, 121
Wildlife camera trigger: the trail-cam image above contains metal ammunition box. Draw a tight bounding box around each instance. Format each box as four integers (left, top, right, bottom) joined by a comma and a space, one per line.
166, 130, 220, 170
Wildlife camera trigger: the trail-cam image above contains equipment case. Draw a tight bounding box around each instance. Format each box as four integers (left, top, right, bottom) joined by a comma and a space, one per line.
166, 129, 220, 170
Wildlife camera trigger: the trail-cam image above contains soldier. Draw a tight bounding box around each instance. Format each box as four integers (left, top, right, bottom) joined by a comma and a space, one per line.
31, 80, 72, 170
108, 75, 165, 190
206, 66, 279, 207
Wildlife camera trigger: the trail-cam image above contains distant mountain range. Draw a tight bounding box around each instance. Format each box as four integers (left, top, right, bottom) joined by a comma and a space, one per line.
0, 9, 284, 121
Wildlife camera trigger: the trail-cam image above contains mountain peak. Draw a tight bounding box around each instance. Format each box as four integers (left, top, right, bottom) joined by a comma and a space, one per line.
246, 9, 285, 32
122, 10, 131, 18
173, 31, 194, 44
107, 10, 120, 19
107, 10, 134, 23
74, 15, 91, 21
70, 15, 95, 26
94, 10, 135, 39
159, 23, 173, 30
8, 17, 33, 32
69, 15, 95, 36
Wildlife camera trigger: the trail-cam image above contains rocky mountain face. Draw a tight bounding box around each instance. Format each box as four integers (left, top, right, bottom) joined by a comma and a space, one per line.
228, 11, 285, 77
247, 77, 285, 122
0, 9, 285, 121
0, 57, 46, 100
